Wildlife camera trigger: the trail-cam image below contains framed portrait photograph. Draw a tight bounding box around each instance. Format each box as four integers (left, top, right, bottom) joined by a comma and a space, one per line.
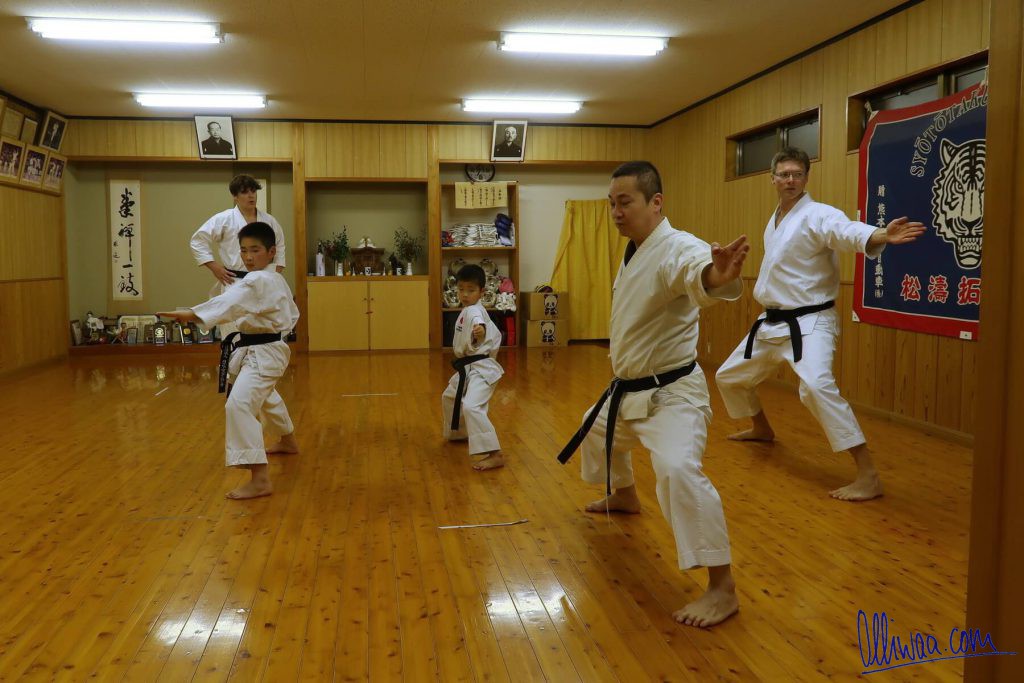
39, 111, 68, 152
194, 115, 237, 160
42, 153, 66, 192
0, 136, 26, 183
491, 120, 527, 162
1, 106, 24, 139
20, 118, 38, 145
20, 145, 47, 187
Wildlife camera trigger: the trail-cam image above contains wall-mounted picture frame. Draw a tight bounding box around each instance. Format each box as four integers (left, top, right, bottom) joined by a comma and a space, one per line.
0, 136, 26, 183
194, 115, 237, 160
42, 152, 66, 192
39, 111, 68, 152
491, 120, 527, 162
20, 145, 47, 187
1, 106, 24, 139
20, 118, 38, 145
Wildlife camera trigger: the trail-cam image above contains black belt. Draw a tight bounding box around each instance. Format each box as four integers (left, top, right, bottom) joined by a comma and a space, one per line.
219, 332, 282, 394
227, 268, 249, 279
450, 354, 489, 430
743, 300, 834, 363
556, 360, 697, 495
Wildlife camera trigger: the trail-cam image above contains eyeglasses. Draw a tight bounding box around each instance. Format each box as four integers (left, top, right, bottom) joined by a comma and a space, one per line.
773, 171, 806, 180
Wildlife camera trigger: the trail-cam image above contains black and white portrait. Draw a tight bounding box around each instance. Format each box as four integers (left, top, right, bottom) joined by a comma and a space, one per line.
39, 111, 68, 152
194, 115, 237, 160
491, 120, 527, 162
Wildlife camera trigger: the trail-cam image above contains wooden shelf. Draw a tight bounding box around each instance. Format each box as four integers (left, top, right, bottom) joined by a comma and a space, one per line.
306, 177, 427, 184
441, 181, 519, 188
442, 307, 516, 312
308, 275, 429, 282
69, 340, 297, 356
441, 246, 515, 252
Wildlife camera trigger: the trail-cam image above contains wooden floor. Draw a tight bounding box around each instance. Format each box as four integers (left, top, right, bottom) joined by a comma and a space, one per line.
0, 346, 972, 682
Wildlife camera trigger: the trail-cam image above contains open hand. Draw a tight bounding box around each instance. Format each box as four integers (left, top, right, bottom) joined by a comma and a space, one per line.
156, 310, 198, 324
704, 235, 750, 289
886, 217, 926, 244
205, 261, 236, 286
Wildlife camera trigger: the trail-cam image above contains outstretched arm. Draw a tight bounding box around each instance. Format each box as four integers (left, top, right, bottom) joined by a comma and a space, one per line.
867, 216, 926, 248
702, 235, 750, 290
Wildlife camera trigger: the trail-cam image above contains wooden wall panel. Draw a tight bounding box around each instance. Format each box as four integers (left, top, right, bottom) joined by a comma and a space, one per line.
66, 120, 292, 160
0, 279, 67, 375
0, 185, 64, 280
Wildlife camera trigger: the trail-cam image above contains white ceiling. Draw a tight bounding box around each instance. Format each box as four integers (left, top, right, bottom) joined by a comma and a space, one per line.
0, 1, 909, 126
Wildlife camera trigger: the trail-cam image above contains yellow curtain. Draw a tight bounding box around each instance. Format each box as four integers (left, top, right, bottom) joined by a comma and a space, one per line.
549, 199, 629, 340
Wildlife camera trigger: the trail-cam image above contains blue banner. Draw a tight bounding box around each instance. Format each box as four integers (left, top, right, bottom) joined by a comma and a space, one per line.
855, 82, 987, 339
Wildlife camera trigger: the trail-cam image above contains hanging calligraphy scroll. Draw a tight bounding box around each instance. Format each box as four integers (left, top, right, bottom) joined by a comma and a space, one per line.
110, 179, 143, 301
854, 82, 987, 339
454, 181, 508, 209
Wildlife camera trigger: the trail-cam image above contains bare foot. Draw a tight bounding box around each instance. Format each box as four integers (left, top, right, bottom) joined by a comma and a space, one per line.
226, 481, 273, 500
830, 473, 883, 501
673, 587, 739, 628
727, 427, 775, 442
584, 490, 641, 514
472, 453, 505, 471
266, 433, 299, 455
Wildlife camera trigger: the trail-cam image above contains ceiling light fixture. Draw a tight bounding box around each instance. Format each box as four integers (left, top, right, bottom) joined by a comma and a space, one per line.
462, 99, 581, 114
27, 17, 222, 43
134, 93, 266, 109
498, 32, 667, 56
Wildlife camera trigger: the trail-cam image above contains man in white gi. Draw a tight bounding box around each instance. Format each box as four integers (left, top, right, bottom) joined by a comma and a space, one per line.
442, 264, 506, 470
715, 147, 925, 502
190, 174, 287, 312
161, 222, 299, 499
558, 161, 749, 628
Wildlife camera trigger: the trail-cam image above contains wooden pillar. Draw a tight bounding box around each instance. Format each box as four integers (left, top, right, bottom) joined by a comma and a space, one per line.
964, 0, 1024, 680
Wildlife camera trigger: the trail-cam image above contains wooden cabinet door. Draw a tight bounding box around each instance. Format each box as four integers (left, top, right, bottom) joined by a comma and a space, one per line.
368, 281, 429, 350
307, 281, 369, 350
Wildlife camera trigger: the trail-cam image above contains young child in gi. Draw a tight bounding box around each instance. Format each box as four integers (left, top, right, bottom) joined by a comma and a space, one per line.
442, 264, 505, 470
159, 221, 300, 499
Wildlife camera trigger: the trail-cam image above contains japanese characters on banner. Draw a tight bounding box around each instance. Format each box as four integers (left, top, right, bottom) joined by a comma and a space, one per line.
454, 181, 508, 209
110, 179, 143, 300
854, 82, 987, 340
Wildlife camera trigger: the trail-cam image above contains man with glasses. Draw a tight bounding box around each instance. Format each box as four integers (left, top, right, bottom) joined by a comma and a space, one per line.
715, 147, 925, 501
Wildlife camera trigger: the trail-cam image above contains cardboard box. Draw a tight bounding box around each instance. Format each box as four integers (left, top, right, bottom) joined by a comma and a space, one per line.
523, 291, 569, 320
525, 319, 568, 347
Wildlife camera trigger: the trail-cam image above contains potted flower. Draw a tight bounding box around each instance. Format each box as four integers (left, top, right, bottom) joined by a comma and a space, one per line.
325, 227, 350, 275
393, 227, 424, 276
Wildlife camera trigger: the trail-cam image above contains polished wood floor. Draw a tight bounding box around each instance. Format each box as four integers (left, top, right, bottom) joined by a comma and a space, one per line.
0, 346, 972, 681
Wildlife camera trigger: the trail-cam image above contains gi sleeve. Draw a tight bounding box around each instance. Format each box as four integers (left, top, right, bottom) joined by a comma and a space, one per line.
659, 235, 743, 309
190, 213, 226, 266
816, 205, 886, 258
267, 214, 287, 268
191, 276, 264, 328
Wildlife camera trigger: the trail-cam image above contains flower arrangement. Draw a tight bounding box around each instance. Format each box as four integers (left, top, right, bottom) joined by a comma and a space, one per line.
324, 227, 350, 263
393, 227, 425, 264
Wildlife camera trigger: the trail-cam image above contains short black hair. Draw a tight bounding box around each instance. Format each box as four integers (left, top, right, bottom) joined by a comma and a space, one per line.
456, 264, 486, 289
238, 221, 276, 250
229, 174, 262, 196
611, 161, 663, 202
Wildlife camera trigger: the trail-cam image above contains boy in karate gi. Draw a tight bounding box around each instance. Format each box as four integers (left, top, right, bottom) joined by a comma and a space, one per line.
190, 175, 287, 336
160, 222, 300, 499
558, 161, 750, 628
442, 264, 505, 471
715, 147, 925, 501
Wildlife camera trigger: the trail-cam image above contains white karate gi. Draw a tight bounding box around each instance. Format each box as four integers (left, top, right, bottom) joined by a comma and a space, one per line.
190, 207, 287, 335
715, 193, 884, 452
192, 266, 300, 468
442, 302, 504, 454
579, 218, 741, 570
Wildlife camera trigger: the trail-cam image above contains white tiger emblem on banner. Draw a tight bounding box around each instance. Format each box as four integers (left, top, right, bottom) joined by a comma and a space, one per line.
931, 138, 985, 269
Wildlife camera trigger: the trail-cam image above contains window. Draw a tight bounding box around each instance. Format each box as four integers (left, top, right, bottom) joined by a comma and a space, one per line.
849, 54, 987, 150
730, 109, 820, 179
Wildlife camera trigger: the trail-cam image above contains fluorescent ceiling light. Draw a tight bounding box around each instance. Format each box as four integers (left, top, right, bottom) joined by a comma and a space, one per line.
27, 17, 221, 43
134, 93, 266, 109
499, 32, 667, 56
463, 99, 581, 114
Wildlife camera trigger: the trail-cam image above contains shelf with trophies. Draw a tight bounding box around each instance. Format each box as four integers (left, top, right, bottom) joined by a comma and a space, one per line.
304, 180, 430, 351
438, 181, 520, 347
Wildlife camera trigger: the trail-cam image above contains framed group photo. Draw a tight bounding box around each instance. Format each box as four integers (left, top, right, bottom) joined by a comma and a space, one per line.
42, 153, 66, 192
0, 136, 26, 183
39, 111, 68, 152
491, 120, 527, 162
194, 115, 237, 160
20, 145, 47, 187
